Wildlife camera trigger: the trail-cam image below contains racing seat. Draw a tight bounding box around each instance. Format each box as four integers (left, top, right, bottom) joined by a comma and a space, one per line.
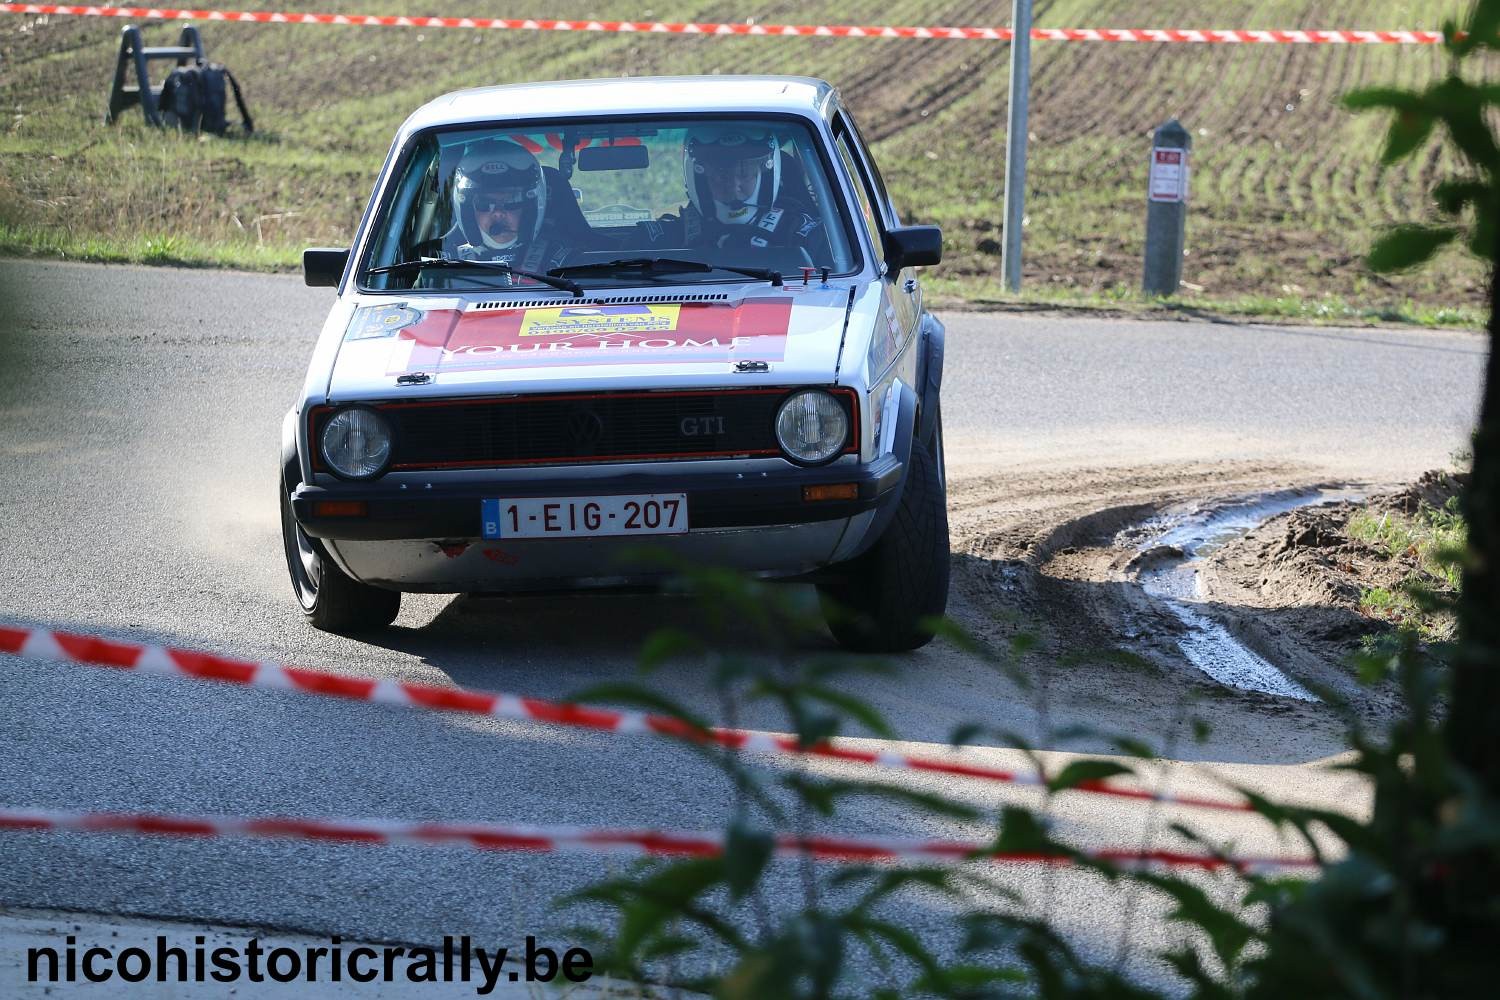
777, 149, 813, 204
540, 166, 596, 249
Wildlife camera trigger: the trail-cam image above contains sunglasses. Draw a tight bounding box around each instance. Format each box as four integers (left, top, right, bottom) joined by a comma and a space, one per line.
474, 197, 527, 213
697, 157, 766, 174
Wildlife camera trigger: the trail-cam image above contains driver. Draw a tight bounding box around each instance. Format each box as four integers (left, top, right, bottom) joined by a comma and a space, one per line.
445, 138, 573, 275
648, 126, 828, 262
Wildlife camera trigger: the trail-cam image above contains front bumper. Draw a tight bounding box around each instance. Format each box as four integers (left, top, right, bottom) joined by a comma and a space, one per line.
291, 455, 904, 541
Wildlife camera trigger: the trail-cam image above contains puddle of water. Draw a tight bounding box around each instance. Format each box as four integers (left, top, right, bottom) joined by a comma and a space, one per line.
1128, 488, 1363, 702
1155, 602, 1318, 701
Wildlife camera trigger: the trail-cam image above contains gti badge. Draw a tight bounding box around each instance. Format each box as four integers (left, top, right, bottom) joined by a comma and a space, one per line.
680, 416, 725, 436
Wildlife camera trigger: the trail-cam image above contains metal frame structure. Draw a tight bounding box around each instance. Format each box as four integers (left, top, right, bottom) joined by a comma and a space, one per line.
104, 23, 205, 126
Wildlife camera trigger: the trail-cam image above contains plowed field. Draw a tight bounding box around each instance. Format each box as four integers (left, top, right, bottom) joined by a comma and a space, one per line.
0, 1, 1488, 312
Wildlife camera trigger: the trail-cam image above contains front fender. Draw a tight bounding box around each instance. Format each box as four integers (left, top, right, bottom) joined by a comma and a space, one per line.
916, 313, 945, 445
281, 408, 301, 491
843, 380, 918, 561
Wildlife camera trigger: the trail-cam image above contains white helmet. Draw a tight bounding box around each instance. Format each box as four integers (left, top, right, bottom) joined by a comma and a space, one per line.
683, 125, 780, 221
453, 139, 548, 248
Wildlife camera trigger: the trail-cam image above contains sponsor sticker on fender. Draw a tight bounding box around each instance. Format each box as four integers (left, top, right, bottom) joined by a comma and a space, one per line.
382, 298, 795, 373
346, 302, 424, 340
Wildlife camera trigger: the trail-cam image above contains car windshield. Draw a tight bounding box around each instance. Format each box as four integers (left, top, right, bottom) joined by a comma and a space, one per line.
359, 115, 860, 292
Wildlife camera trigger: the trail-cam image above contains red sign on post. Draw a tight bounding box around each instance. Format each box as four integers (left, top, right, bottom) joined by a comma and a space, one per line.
1149, 147, 1188, 203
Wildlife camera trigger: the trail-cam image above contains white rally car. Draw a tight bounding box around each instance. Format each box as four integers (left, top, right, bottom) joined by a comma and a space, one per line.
282, 76, 949, 652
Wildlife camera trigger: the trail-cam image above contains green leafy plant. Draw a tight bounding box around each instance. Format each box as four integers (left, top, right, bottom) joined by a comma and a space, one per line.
1344, 0, 1500, 794
1344, 0, 1500, 272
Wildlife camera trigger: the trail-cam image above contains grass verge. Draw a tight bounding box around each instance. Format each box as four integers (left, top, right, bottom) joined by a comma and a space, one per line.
0, 224, 300, 269
1349, 499, 1466, 643
925, 275, 1486, 327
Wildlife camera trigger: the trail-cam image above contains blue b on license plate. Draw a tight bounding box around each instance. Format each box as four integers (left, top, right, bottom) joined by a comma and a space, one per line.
481, 494, 689, 539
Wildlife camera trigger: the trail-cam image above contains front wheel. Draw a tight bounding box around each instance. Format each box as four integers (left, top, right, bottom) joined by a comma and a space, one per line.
818, 430, 950, 653
280, 487, 400, 633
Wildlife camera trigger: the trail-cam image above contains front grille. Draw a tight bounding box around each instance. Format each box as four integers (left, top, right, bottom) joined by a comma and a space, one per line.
312, 388, 856, 472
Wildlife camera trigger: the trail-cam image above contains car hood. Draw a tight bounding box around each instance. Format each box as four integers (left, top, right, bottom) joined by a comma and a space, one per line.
324, 283, 857, 400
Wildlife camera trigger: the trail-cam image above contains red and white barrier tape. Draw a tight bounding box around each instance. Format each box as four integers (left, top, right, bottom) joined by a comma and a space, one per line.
0, 5, 1445, 44
0, 806, 1317, 872
0, 623, 1253, 814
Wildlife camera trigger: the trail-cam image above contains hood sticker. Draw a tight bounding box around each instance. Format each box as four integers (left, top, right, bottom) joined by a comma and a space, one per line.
385, 298, 795, 374
520, 304, 680, 337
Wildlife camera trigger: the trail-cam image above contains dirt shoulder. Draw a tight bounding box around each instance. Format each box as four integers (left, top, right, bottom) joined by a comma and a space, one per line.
948, 464, 1464, 755
1203, 469, 1466, 658
948, 460, 1345, 763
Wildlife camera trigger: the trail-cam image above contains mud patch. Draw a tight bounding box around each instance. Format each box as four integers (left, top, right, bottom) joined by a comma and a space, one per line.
1204, 469, 1467, 655
947, 464, 1463, 751
948, 461, 1349, 763
1124, 490, 1367, 702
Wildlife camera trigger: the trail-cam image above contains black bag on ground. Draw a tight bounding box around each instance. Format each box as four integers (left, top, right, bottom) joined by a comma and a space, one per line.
158, 59, 254, 135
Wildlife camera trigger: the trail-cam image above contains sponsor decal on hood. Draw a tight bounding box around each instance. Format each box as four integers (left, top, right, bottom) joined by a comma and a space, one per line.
346, 297, 797, 375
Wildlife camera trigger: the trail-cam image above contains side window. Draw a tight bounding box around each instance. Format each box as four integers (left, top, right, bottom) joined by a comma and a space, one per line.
834, 127, 884, 267
841, 112, 900, 226
366, 135, 442, 285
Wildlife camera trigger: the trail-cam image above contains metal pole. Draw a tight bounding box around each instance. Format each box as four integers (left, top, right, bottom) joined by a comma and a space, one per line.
1002, 0, 1033, 293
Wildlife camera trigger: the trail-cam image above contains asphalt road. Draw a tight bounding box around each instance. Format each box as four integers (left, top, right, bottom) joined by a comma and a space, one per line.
0, 260, 1487, 991
937, 304, 1484, 481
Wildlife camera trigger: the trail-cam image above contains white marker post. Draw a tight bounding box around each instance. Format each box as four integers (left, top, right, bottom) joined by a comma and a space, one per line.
1143, 119, 1191, 296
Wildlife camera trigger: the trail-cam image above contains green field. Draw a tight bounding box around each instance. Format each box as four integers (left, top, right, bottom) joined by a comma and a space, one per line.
0, 1, 1489, 322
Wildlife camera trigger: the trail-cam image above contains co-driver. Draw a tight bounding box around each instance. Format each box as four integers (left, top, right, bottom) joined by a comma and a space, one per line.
645, 126, 831, 266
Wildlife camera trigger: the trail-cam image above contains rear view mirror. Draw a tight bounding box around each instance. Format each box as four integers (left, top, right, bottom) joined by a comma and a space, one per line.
578, 144, 650, 171
303, 247, 349, 287
883, 226, 942, 271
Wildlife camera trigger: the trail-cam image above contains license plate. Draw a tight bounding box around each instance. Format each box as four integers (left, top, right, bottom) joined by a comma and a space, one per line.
481, 494, 689, 539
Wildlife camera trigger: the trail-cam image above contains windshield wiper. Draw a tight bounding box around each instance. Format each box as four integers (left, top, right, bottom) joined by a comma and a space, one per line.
366, 257, 582, 296
550, 256, 782, 287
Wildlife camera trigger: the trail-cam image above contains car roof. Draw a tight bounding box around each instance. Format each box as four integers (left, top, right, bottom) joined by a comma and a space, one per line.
401, 75, 839, 135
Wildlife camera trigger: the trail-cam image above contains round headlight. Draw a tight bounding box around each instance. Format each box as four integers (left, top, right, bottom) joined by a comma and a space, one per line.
320, 407, 392, 479
775, 390, 849, 465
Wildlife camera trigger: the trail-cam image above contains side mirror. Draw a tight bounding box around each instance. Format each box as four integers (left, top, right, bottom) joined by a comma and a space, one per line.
303, 247, 350, 287
883, 225, 942, 271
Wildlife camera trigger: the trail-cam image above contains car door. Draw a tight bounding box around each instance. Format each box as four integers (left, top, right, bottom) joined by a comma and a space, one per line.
842, 111, 923, 322
831, 110, 919, 388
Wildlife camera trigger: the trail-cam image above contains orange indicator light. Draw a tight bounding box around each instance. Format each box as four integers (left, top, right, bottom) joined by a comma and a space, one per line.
802, 484, 859, 502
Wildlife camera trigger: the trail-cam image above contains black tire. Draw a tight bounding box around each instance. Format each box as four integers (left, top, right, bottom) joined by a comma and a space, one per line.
280, 487, 400, 633
819, 425, 950, 653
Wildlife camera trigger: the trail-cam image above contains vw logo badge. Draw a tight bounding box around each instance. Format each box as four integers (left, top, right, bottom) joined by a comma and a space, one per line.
565, 407, 605, 452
